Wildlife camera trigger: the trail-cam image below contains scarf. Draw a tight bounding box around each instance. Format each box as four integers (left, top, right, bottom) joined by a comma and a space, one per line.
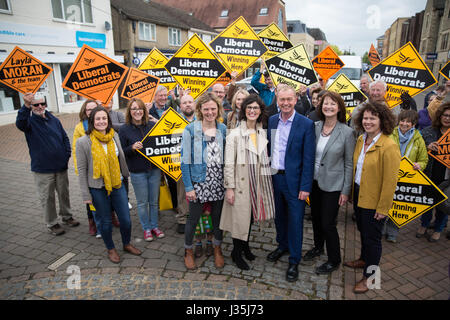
90, 129, 121, 195
398, 127, 415, 157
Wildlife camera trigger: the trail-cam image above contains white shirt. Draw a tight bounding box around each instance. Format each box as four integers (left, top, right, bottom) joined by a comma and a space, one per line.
355, 132, 381, 185
314, 135, 330, 180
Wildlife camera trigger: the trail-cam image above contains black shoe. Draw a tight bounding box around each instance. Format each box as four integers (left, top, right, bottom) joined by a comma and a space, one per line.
242, 242, 256, 261
267, 248, 288, 262
315, 261, 340, 274
231, 248, 250, 270
286, 263, 299, 282
303, 247, 324, 261
177, 223, 185, 234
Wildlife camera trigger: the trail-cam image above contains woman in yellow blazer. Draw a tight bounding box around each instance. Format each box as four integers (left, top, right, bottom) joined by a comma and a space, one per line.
72, 100, 100, 236
343, 101, 401, 294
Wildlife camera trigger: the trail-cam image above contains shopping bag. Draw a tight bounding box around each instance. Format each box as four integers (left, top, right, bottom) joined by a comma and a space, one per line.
159, 175, 173, 211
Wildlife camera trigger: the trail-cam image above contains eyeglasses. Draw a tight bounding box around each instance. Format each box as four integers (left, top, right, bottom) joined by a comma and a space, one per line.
32, 102, 46, 107
247, 106, 260, 111
441, 114, 450, 119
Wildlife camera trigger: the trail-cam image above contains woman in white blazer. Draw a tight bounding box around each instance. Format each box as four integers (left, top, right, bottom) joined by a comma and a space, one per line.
303, 91, 356, 274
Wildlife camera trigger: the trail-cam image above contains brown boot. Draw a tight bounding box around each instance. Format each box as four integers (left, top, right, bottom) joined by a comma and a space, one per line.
184, 249, 196, 270
88, 218, 96, 236
213, 245, 224, 269
123, 244, 142, 256
353, 277, 369, 294
343, 259, 365, 269
108, 248, 120, 264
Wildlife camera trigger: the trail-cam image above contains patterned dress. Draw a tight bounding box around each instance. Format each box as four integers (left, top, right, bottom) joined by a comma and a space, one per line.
193, 136, 225, 203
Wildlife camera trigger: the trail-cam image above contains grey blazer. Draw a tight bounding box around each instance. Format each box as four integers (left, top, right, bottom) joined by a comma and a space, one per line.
314, 121, 356, 195
76, 133, 130, 202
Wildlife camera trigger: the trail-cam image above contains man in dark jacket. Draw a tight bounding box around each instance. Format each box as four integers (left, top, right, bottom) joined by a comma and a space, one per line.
16, 93, 79, 236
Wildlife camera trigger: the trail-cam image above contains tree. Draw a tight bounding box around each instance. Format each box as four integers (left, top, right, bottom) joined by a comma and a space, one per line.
330, 44, 343, 55
362, 51, 370, 64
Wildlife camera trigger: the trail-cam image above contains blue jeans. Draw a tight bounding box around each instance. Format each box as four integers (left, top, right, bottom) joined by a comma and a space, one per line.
272, 173, 305, 265
130, 169, 161, 231
89, 185, 132, 250
420, 208, 448, 232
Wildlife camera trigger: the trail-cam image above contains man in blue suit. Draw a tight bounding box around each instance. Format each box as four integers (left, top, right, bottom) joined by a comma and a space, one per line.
267, 84, 316, 282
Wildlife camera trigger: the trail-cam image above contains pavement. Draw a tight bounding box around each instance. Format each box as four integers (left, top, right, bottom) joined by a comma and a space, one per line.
0, 109, 448, 300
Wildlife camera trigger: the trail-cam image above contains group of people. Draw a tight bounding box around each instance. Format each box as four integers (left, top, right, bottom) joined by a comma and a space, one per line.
16, 69, 449, 294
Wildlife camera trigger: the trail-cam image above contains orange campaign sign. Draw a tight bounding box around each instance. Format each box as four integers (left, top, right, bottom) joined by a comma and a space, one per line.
213, 71, 232, 87
369, 43, 381, 66
61, 44, 128, 105
0, 46, 53, 94
120, 68, 160, 103
428, 128, 450, 168
311, 46, 344, 81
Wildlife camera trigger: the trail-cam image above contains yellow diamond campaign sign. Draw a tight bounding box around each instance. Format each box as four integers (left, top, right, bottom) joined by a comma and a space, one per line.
257, 23, 293, 60
138, 48, 177, 91
165, 34, 226, 99
327, 74, 367, 121
389, 157, 447, 228
439, 60, 450, 81
210, 16, 268, 76
368, 42, 437, 109
264, 44, 318, 90
137, 108, 189, 181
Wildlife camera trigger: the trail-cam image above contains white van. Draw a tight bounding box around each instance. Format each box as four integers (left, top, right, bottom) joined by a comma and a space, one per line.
328, 55, 363, 90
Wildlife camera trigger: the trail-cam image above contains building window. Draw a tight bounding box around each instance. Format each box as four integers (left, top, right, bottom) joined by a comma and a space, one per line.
60, 63, 84, 103
0, 0, 12, 13
0, 82, 20, 113
138, 22, 156, 41
220, 10, 228, 17
169, 28, 181, 46
278, 9, 283, 30
441, 33, 449, 51
259, 8, 268, 16
51, 0, 93, 24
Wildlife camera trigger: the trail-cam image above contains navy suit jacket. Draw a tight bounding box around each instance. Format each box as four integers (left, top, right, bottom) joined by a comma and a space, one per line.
268, 112, 316, 198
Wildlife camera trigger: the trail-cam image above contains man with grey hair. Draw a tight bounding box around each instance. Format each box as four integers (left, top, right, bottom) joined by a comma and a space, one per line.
16, 93, 79, 235
148, 85, 170, 122
211, 83, 231, 115
360, 74, 371, 97
350, 79, 388, 128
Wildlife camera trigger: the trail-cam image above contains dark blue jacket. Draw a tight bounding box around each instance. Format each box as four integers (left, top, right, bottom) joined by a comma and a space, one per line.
16, 106, 71, 173
119, 122, 156, 173
267, 112, 316, 197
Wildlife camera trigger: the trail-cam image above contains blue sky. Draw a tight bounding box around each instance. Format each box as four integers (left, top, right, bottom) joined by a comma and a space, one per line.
283, 0, 427, 56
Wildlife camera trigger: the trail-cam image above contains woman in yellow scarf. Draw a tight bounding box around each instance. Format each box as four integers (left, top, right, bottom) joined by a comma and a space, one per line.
76, 106, 142, 263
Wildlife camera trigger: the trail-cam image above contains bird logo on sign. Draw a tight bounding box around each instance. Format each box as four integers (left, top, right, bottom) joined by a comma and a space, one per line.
398, 169, 416, 179
163, 119, 182, 133
267, 30, 280, 38
290, 50, 305, 62
335, 82, 349, 92
84, 58, 95, 66
187, 44, 204, 57
150, 58, 163, 67
396, 52, 415, 66
233, 26, 248, 37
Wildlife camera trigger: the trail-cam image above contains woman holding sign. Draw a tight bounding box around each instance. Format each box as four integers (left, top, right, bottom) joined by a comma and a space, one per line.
76, 106, 142, 264
180, 93, 227, 270
119, 98, 164, 242
417, 102, 450, 242
387, 110, 428, 243
220, 94, 275, 270
344, 102, 401, 294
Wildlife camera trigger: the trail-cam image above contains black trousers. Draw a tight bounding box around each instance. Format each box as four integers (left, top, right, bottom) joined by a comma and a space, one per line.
353, 184, 386, 278
310, 180, 341, 264
166, 174, 178, 209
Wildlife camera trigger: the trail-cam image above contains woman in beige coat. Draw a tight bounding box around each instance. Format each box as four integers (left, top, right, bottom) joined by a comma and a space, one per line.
220, 94, 275, 270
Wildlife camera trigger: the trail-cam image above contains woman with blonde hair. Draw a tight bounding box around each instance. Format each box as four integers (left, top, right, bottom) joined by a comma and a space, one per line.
226, 88, 249, 129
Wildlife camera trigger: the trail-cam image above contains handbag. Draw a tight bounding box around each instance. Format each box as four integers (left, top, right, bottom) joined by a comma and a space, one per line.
159, 175, 173, 211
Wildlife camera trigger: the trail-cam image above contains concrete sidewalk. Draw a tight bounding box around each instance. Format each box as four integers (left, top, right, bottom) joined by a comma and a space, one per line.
0, 111, 448, 300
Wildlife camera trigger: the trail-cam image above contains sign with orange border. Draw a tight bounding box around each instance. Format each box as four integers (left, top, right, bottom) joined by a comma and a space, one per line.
369, 43, 381, 67
428, 127, 450, 168
213, 71, 232, 87
0, 46, 53, 94
368, 42, 437, 109
61, 44, 128, 105
389, 157, 447, 228
138, 48, 177, 91
137, 108, 189, 181
439, 60, 450, 81
311, 46, 344, 81
120, 68, 160, 103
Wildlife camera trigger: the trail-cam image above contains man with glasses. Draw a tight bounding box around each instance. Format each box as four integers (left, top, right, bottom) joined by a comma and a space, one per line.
211, 83, 231, 115
16, 93, 79, 236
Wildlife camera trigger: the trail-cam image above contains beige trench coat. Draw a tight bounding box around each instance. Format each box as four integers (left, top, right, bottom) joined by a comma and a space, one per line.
220, 121, 274, 241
